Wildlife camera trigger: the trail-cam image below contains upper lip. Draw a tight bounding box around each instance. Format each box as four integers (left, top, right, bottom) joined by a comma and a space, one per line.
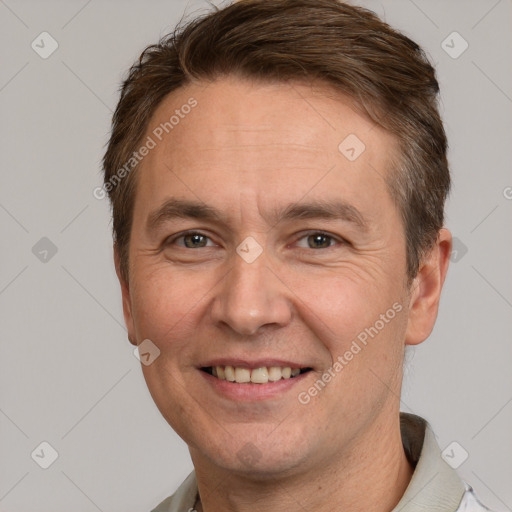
199, 358, 309, 369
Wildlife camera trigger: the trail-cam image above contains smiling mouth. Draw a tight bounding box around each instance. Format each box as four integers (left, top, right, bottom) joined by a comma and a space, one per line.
201, 365, 312, 384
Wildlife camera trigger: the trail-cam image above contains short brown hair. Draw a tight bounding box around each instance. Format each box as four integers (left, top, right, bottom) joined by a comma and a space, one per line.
103, 0, 450, 284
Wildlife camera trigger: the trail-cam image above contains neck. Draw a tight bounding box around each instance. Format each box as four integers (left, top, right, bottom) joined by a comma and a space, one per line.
191, 412, 414, 512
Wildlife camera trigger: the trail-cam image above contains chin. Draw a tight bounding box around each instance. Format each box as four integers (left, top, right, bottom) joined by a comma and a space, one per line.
195, 427, 314, 479
217, 451, 308, 480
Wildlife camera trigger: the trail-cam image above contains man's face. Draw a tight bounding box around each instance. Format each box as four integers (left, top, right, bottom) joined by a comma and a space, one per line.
120, 77, 414, 476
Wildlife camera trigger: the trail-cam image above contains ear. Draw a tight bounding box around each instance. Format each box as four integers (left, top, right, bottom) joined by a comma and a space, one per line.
114, 244, 137, 346
405, 228, 452, 346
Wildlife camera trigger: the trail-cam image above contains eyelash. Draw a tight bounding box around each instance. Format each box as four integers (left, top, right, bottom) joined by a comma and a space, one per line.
165, 230, 346, 251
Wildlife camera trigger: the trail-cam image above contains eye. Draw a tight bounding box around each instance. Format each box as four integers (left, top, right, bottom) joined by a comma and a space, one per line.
167, 231, 216, 249
295, 231, 342, 250
165, 230, 345, 251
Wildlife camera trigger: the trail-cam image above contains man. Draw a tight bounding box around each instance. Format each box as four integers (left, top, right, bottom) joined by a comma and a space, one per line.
102, 1, 494, 510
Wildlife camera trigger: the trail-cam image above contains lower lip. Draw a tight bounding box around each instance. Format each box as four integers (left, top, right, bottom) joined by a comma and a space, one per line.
200, 370, 309, 401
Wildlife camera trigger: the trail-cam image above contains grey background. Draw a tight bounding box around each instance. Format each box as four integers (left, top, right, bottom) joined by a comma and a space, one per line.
0, 0, 511, 510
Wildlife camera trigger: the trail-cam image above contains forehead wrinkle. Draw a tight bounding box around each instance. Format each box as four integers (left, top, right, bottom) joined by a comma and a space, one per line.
194, 142, 326, 152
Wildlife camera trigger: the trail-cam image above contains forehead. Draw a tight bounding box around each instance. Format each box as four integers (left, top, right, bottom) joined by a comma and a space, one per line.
134, 76, 400, 225
147, 77, 394, 157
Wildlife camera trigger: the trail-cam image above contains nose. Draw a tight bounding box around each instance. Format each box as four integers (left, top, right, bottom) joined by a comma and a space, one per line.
210, 247, 292, 337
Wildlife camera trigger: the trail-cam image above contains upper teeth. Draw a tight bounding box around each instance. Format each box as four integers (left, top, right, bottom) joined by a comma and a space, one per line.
211, 366, 301, 384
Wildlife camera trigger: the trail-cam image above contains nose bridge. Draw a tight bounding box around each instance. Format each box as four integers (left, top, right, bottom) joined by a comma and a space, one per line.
212, 246, 290, 336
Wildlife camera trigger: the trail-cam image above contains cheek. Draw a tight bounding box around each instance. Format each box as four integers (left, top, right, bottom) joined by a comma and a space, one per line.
300, 297, 407, 427
296, 270, 408, 400
129, 266, 206, 354
294, 269, 400, 341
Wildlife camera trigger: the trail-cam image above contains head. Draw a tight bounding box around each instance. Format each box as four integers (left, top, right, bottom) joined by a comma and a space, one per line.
103, 0, 452, 478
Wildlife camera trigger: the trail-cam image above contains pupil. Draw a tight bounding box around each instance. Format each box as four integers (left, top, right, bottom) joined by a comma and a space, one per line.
185, 234, 206, 248
309, 234, 329, 249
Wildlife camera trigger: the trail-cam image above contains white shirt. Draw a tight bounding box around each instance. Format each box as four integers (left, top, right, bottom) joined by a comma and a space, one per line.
151, 413, 494, 512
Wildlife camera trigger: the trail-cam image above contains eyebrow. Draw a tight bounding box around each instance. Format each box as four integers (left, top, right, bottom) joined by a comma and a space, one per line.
146, 198, 369, 234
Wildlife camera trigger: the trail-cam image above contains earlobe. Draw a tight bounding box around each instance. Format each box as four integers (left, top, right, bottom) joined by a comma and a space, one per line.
405, 228, 452, 346
114, 244, 138, 346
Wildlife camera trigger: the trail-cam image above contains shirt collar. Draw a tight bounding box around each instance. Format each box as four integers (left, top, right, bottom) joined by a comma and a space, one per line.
392, 413, 466, 511
152, 413, 466, 512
